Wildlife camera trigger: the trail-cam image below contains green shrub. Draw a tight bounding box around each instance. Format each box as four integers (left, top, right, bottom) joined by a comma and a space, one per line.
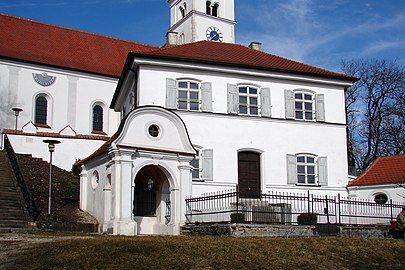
297, 212, 317, 225
230, 213, 245, 223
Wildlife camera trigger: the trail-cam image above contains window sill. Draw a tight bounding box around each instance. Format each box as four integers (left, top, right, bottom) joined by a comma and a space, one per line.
34, 123, 51, 129
295, 184, 322, 187
91, 130, 107, 135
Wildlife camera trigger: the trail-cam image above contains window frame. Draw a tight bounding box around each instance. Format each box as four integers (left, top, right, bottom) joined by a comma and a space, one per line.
374, 193, 389, 204
296, 154, 317, 185
294, 91, 314, 121
92, 105, 104, 132
90, 101, 108, 135
33, 93, 52, 128
238, 85, 259, 116
177, 79, 201, 111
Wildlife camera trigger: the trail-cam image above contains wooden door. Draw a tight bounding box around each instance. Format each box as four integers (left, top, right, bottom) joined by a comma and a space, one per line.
238, 152, 261, 198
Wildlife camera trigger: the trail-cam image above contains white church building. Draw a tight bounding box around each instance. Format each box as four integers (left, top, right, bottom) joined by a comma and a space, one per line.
1, 0, 359, 235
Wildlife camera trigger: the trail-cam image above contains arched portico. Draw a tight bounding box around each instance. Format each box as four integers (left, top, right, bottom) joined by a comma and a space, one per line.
133, 165, 173, 234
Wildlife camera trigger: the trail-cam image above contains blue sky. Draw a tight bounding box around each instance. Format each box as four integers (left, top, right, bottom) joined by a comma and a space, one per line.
1, 0, 404, 72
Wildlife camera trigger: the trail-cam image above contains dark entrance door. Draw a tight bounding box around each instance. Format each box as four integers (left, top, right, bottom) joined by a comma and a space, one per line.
238, 151, 261, 198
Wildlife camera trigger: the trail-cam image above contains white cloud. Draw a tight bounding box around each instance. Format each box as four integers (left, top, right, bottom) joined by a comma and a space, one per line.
361, 40, 405, 56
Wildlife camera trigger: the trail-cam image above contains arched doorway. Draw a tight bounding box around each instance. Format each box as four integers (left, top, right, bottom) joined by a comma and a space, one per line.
238, 151, 261, 198
133, 165, 170, 220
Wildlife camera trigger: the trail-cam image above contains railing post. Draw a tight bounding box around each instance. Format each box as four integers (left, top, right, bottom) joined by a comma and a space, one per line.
338, 193, 341, 225
390, 199, 393, 221
307, 190, 310, 213
325, 195, 330, 224
236, 184, 239, 215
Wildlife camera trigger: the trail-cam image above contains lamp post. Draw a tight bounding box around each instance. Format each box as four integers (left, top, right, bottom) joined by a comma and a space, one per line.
11, 107, 23, 130
43, 139, 61, 215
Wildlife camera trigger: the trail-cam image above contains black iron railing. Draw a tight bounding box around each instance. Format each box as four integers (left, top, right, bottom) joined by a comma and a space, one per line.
3, 134, 38, 221
165, 199, 171, 224
185, 188, 403, 226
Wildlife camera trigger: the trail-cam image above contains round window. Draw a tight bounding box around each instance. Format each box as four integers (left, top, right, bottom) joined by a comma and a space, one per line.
148, 124, 160, 137
374, 193, 388, 204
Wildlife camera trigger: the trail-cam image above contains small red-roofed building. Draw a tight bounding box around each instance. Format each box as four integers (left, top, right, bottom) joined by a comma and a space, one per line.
347, 155, 405, 205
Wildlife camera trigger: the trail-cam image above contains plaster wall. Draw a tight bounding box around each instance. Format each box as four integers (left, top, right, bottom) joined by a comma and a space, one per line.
6, 134, 106, 170
348, 186, 405, 205
137, 65, 347, 124
0, 59, 120, 134
135, 65, 349, 197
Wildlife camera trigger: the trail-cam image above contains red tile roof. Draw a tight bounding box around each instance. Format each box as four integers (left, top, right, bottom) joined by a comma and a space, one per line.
0, 13, 158, 77
131, 41, 357, 81
348, 155, 405, 187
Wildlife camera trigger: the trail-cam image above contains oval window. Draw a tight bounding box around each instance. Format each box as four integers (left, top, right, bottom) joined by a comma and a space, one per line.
148, 125, 160, 138
374, 193, 388, 204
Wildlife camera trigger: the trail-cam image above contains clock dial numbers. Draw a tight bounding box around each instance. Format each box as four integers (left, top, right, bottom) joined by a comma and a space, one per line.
206, 26, 223, 42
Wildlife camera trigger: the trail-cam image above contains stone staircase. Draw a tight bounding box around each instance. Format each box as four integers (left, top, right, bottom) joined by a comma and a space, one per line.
0, 151, 29, 229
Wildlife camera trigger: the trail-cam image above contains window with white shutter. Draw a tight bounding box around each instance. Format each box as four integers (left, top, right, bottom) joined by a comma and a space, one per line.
287, 154, 328, 186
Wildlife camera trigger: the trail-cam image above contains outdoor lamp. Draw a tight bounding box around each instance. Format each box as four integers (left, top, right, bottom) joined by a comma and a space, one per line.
43, 139, 61, 215
11, 107, 23, 130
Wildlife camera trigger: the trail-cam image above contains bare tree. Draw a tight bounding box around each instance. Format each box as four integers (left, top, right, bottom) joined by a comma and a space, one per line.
341, 59, 405, 173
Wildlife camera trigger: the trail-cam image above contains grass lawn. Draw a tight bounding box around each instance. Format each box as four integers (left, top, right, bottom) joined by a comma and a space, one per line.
9, 234, 405, 270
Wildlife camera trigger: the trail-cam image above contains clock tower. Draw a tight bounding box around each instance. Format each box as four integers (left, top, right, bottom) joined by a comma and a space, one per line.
168, 0, 235, 44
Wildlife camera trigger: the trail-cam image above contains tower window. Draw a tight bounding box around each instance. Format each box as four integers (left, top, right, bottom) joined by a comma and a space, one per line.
179, 6, 185, 18
35, 95, 48, 125
212, 3, 219, 17
206, 1, 211, 15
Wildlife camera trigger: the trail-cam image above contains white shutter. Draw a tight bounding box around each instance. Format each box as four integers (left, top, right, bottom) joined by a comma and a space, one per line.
227, 84, 238, 114
287, 154, 297, 185
317, 156, 328, 186
260, 88, 271, 117
315, 94, 325, 122
285, 90, 295, 119
202, 149, 213, 181
201, 82, 213, 112
166, 78, 177, 109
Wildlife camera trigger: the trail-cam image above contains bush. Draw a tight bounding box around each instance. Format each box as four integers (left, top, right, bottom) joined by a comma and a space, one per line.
230, 213, 245, 223
297, 212, 317, 225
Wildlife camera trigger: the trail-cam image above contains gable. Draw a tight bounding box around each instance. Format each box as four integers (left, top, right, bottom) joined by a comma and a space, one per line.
112, 106, 196, 155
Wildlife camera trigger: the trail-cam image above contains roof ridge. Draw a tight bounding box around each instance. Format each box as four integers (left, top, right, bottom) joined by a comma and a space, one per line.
0, 12, 158, 49
233, 42, 354, 79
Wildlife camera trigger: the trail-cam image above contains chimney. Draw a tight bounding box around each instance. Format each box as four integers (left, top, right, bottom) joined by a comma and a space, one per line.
248, 41, 262, 51
166, 32, 179, 46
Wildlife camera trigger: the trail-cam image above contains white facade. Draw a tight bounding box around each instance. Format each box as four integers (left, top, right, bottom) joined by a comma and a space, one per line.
348, 185, 405, 205
80, 51, 354, 235
0, 59, 120, 169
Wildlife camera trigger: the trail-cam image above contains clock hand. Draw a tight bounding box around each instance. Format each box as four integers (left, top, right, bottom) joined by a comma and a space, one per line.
210, 33, 219, 41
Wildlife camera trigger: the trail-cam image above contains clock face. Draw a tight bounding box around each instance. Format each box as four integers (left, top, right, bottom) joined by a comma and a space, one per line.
206, 26, 223, 42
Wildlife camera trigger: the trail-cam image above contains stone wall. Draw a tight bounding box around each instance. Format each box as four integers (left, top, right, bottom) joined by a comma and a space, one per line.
339, 226, 388, 238
182, 223, 316, 237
